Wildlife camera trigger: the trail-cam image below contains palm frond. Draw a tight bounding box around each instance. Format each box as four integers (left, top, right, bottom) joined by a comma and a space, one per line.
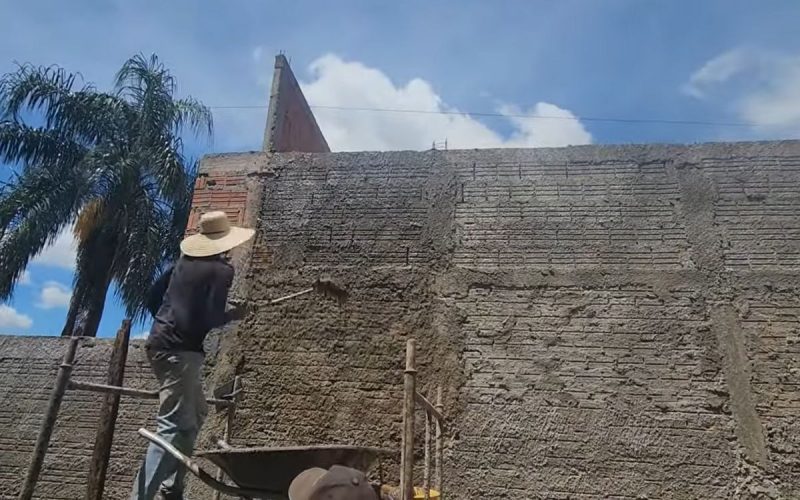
0, 64, 82, 120
174, 97, 213, 140
41, 91, 130, 144
0, 206, 77, 299
115, 54, 177, 139
0, 53, 212, 330
0, 120, 86, 167
0, 155, 94, 299
166, 163, 196, 259
110, 190, 169, 323
114, 53, 175, 101
0, 161, 91, 232
0, 64, 133, 149
135, 138, 190, 202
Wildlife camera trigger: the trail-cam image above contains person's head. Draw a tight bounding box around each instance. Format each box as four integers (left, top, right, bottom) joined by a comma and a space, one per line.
288, 465, 378, 500
180, 211, 255, 259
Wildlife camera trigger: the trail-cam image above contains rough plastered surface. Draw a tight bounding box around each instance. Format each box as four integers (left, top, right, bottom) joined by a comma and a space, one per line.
3, 141, 800, 499
202, 142, 800, 499
0, 336, 157, 499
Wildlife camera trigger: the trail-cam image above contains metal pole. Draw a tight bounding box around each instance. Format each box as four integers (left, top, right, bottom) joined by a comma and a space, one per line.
18, 336, 80, 500
400, 339, 416, 500
213, 375, 241, 500
435, 386, 443, 498
424, 406, 431, 500
137, 428, 267, 498
86, 319, 131, 500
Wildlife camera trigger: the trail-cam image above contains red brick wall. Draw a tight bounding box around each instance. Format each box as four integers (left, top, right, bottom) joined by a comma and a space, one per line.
186, 155, 261, 236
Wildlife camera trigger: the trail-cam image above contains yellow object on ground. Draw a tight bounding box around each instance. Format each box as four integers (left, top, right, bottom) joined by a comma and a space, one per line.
380, 485, 440, 499
413, 487, 440, 499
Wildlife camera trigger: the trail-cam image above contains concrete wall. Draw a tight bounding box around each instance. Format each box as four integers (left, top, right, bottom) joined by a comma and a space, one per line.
210, 141, 800, 499
262, 55, 330, 153
0, 336, 157, 499
3, 141, 800, 499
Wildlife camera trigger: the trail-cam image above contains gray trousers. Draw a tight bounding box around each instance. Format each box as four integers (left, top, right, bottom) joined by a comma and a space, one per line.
130, 350, 208, 500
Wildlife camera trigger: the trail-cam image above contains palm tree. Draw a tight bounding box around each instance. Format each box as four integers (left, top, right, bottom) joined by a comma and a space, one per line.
0, 54, 212, 337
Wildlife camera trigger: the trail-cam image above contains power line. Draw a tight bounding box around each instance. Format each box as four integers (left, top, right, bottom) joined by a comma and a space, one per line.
207, 103, 754, 128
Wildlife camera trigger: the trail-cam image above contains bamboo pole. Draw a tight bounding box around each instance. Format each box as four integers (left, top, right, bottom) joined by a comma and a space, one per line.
67, 380, 233, 408
414, 392, 445, 425
424, 406, 431, 500
435, 386, 443, 498
18, 336, 80, 500
86, 319, 131, 500
399, 339, 416, 500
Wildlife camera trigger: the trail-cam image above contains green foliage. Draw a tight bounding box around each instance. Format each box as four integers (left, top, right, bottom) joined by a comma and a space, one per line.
0, 54, 212, 334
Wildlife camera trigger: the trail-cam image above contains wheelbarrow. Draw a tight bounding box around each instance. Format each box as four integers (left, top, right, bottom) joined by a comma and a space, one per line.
138, 428, 395, 499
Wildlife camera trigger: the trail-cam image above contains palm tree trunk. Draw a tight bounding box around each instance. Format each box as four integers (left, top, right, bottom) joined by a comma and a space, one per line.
61, 275, 113, 337
60, 277, 112, 337
60, 234, 116, 337
60, 297, 82, 337
81, 277, 111, 337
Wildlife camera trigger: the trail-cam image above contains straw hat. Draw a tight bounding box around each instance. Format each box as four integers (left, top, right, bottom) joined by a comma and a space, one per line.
180, 211, 255, 258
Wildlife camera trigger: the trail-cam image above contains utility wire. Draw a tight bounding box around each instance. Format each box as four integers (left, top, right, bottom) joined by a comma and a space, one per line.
208, 103, 754, 128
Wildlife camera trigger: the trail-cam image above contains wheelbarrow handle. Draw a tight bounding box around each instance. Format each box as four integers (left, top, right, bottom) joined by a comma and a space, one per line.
137, 428, 283, 499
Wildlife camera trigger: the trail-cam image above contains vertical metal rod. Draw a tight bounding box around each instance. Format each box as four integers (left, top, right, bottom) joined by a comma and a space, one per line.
400, 339, 416, 500
435, 386, 443, 498
18, 336, 80, 500
86, 319, 131, 500
424, 406, 431, 500
213, 375, 242, 500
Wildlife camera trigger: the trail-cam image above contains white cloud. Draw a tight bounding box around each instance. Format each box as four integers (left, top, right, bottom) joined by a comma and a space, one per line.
32, 228, 77, 269
132, 330, 149, 340
300, 54, 592, 151
682, 48, 754, 99
684, 48, 800, 135
0, 305, 33, 329
37, 281, 72, 309
501, 103, 592, 148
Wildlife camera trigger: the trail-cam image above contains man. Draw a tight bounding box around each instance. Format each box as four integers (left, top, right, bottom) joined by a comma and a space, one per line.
289, 466, 379, 500
131, 211, 254, 500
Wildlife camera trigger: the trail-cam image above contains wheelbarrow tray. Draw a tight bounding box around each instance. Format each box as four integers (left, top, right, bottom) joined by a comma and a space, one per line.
196, 444, 395, 494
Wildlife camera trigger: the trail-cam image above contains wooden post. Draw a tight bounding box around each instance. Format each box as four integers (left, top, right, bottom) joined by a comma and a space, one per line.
400, 339, 416, 500
213, 375, 241, 500
86, 319, 131, 500
18, 336, 80, 500
435, 386, 443, 498
423, 406, 431, 500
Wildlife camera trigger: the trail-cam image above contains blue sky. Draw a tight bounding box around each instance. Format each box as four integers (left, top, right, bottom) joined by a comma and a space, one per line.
1, 0, 799, 337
